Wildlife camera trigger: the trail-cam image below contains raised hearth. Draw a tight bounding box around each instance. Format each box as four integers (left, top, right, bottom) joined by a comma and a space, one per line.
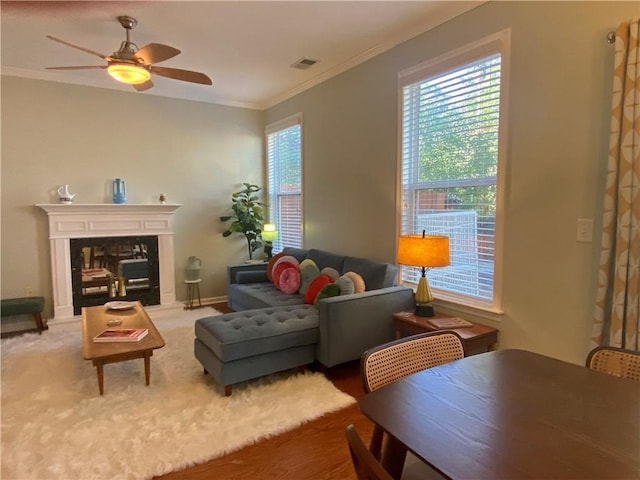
37, 204, 181, 322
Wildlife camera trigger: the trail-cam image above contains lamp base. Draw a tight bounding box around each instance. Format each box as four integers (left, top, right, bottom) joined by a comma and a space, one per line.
264, 242, 274, 261
415, 304, 435, 317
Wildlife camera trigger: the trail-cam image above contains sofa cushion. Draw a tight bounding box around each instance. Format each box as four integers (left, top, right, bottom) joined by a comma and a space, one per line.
343, 271, 366, 293
282, 247, 309, 263
307, 249, 345, 272
195, 306, 319, 362
343, 256, 390, 290
236, 270, 269, 284
304, 274, 332, 304
227, 283, 305, 310
279, 267, 301, 294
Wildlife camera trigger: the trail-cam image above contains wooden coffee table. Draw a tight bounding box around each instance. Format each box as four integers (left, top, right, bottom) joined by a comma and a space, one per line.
82, 301, 165, 395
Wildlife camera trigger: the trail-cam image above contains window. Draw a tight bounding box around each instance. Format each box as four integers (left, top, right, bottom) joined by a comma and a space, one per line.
266, 114, 303, 251
398, 30, 509, 313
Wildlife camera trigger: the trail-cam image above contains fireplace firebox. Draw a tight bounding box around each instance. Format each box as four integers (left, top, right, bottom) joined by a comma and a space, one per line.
70, 236, 160, 314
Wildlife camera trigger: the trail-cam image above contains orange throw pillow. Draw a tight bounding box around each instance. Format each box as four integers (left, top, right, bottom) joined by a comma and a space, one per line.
343, 271, 366, 293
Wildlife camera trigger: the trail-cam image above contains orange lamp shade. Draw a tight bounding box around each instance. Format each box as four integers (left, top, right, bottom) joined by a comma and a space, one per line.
397, 234, 450, 268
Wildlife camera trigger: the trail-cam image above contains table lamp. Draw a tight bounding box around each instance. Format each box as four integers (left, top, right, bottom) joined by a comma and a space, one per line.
397, 231, 450, 317
261, 224, 278, 260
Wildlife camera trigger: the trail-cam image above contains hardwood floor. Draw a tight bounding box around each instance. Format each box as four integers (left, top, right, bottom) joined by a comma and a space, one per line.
155, 303, 371, 480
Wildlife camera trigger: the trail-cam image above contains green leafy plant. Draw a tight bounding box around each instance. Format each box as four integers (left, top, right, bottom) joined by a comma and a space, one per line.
220, 183, 264, 259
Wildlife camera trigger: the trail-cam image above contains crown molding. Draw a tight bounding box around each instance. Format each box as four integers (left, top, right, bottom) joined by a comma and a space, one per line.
260, 1, 485, 110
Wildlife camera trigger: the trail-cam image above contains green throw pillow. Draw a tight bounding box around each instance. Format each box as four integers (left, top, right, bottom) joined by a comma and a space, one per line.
314, 283, 341, 307
299, 263, 321, 295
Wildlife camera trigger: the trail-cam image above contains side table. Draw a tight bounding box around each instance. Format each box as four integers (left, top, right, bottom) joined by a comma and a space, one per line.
393, 311, 498, 355
184, 279, 202, 310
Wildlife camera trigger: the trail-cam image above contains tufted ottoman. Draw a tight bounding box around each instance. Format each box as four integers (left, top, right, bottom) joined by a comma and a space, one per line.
194, 305, 319, 396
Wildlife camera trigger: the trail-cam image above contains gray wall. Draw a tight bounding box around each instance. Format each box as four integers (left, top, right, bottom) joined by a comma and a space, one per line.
1, 77, 264, 311
265, 1, 637, 364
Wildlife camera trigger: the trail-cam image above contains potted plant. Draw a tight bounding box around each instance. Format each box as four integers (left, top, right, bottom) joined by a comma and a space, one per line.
220, 183, 264, 260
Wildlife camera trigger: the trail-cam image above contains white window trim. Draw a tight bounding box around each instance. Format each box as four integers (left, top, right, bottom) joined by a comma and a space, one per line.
265, 113, 302, 135
396, 28, 511, 317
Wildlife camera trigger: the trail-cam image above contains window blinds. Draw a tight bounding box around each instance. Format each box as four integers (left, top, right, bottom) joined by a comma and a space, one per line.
400, 53, 502, 306
266, 115, 303, 250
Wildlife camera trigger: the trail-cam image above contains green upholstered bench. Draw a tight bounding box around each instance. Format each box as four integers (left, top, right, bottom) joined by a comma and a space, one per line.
1, 297, 46, 335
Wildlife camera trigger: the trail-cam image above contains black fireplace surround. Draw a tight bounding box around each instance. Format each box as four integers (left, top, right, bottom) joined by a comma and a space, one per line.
70, 236, 160, 315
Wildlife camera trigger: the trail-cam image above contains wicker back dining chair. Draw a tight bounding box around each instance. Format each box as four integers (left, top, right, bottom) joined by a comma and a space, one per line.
361, 331, 465, 393
586, 346, 640, 382
345, 424, 393, 480
361, 331, 464, 459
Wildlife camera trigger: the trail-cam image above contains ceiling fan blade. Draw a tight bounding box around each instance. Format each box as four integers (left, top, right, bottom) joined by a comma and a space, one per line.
133, 80, 154, 92
135, 43, 181, 65
46, 35, 110, 60
150, 66, 212, 85
46, 66, 106, 70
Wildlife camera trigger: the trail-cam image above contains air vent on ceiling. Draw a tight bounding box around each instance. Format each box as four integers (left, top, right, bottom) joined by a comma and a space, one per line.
291, 57, 320, 70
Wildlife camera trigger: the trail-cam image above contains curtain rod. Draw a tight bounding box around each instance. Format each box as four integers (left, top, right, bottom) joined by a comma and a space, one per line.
607, 32, 616, 44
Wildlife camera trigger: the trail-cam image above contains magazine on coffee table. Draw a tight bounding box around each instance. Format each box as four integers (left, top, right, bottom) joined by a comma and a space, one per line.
93, 328, 148, 342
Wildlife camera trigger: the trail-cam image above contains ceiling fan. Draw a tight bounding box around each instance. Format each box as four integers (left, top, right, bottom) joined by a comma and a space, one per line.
46, 15, 212, 91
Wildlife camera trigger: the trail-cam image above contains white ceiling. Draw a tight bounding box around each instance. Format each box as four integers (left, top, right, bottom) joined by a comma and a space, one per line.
1, 1, 482, 110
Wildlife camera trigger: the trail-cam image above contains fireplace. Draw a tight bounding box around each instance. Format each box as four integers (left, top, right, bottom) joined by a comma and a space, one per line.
70, 235, 161, 314
37, 203, 181, 322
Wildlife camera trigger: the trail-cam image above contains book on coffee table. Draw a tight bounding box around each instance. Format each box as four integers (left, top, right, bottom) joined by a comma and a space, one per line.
93, 328, 148, 342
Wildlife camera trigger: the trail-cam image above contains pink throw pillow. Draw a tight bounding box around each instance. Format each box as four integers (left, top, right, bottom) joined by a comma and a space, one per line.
279, 267, 301, 294
271, 255, 300, 284
273, 261, 297, 290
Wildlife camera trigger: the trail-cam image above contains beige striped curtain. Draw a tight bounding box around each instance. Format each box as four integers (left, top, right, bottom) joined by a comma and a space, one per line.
592, 18, 640, 351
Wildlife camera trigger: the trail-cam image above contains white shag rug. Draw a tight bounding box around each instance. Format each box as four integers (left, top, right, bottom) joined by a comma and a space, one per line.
1, 307, 355, 480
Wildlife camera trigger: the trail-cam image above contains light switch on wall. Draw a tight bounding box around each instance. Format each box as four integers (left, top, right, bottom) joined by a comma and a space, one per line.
577, 219, 593, 243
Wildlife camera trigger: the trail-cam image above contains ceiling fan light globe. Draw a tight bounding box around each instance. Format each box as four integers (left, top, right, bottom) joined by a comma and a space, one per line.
107, 64, 150, 85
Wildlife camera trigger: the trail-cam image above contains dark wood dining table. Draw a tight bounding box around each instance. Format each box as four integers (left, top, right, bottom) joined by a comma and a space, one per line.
358, 349, 640, 479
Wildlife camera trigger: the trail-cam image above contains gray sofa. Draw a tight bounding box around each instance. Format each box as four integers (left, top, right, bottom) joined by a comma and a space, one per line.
226, 247, 415, 367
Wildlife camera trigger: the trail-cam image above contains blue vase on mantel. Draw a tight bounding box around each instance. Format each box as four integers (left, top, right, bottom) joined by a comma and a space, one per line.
112, 178, 127, 204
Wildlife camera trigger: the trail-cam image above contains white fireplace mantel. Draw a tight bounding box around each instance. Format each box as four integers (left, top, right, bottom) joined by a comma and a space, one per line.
37, 203, 182, 322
